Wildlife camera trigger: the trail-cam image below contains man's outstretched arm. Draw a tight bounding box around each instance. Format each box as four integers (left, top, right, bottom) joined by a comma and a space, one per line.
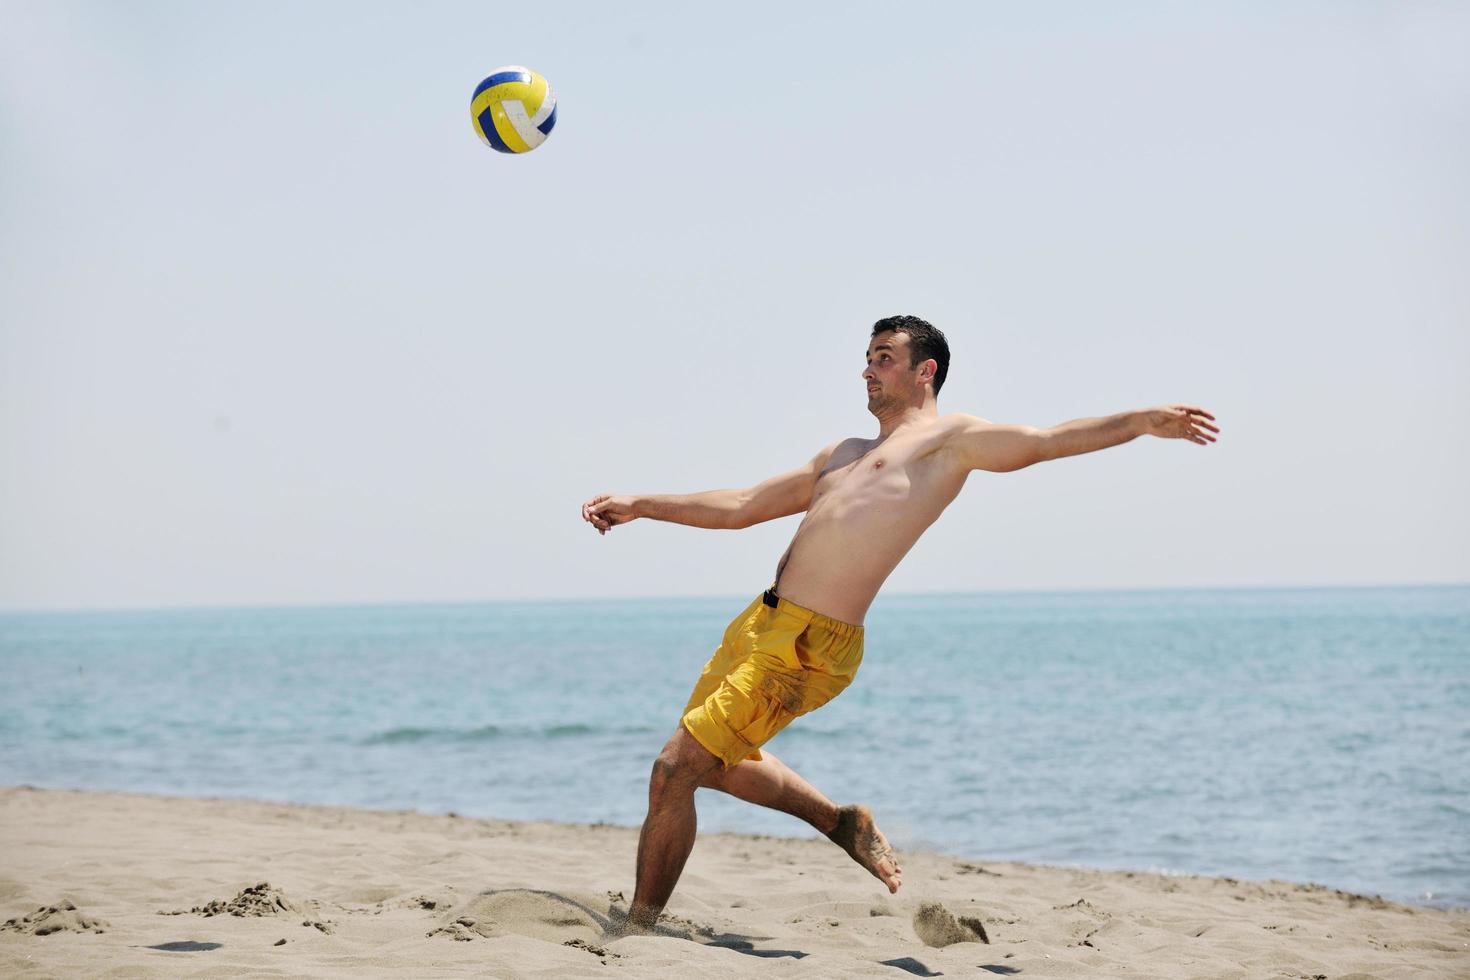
581, 441, 843, 535
952, 406, 1219, 473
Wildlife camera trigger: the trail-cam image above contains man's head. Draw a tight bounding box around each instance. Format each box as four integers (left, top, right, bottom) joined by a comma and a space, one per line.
865, 315, 950, 415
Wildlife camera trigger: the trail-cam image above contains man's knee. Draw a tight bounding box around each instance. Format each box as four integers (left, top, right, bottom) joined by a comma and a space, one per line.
647, 756, 696, 808
648, 750, 684, 787
648, 728, 719, 799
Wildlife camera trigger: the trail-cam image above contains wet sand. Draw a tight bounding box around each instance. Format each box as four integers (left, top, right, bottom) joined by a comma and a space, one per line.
2, 786, 1466, 978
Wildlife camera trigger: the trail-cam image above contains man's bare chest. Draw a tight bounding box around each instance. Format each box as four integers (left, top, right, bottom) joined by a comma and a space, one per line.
811, 437, 962, 511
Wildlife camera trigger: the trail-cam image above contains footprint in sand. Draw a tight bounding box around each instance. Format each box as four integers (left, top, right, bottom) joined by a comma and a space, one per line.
912, 900, 990, 946
428, 889, 607, 945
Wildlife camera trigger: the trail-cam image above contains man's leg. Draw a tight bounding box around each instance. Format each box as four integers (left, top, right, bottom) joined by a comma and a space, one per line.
700, 750, 838, 832
701, 750, 902, 893
626, 725, 722, 932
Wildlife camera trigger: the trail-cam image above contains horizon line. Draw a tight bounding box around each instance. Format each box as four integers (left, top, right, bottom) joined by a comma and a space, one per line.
1, 579, 1466, 617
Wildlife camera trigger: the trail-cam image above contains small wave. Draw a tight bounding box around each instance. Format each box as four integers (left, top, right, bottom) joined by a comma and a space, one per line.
363, 725, 503, 745
780, 726, 865, 742
360, 722, 650, 745
544, 723, 596, 737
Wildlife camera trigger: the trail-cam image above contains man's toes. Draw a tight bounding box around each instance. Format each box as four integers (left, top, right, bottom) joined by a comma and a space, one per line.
881, 859, 902, 892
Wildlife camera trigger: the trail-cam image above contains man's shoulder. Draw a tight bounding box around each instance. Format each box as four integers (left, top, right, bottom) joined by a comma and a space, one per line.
934, 413, 994, 440
929, 414, 1002, 468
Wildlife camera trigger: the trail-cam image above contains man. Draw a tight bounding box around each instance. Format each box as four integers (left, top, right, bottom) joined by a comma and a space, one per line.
580, 315, 1218, 932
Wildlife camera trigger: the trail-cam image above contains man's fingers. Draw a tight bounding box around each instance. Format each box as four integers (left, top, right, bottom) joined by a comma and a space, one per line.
1167, 406, 1220, 443
581, 496, 616, 533
1156, 406, 1218, 444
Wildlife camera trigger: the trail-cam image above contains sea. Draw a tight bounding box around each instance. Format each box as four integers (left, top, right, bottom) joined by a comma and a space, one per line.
2, 585, 1466, 909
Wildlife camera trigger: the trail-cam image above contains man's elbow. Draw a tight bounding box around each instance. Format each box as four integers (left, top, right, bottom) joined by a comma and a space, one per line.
991, 454, 1041, 473
988, 428, 1050, 472
730, 489, 802, 528
1023, 431, 1055, 468
725, 490, 759, 530
730, 505, 778, 529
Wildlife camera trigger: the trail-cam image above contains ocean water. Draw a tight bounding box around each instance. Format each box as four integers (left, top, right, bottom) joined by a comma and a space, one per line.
2, 586, 1466, 909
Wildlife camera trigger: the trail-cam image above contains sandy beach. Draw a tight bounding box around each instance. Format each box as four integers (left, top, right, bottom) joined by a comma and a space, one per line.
1, 786, 1465, 978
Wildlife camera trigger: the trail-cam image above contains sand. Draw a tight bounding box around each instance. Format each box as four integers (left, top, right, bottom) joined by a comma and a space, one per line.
1, 786, 1465, 978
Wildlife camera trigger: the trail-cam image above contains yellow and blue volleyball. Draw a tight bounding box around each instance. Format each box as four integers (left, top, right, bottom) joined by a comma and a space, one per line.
471, 66, 557, 154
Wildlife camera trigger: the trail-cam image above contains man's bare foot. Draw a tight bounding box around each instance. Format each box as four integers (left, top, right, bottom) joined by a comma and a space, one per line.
826, 804, 902, 893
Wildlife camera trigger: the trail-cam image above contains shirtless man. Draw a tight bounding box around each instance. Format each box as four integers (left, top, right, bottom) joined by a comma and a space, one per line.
580, 315, 1218, 932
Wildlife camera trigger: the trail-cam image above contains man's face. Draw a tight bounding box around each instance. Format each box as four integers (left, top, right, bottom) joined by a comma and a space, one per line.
863, 330, 923, 414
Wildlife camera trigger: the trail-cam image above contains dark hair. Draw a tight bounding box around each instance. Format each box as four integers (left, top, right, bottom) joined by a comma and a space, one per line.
871, 315, 950, 395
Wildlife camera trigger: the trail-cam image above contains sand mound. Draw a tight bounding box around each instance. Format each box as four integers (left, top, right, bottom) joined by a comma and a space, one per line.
912, 900, 990, 946
185, 881, 298, 918
2, 901, 108, 936
161, 881, 334, 934
429, 889, 608, 944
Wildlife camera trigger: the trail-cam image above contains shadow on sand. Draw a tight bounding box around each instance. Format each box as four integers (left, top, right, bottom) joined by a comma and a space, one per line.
878, 957, 1023, 977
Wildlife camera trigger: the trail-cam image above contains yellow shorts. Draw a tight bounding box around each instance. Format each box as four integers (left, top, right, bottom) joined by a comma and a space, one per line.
681, 590, 864, 769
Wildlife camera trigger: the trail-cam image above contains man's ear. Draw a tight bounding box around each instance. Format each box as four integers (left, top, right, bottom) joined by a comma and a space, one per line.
919, 358, 937, 384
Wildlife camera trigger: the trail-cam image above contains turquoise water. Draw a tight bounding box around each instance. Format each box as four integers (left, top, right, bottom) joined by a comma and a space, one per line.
2, 586, 1466, 908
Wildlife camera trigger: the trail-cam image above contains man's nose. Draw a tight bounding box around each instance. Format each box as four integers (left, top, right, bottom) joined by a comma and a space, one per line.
862, 364, 875, 381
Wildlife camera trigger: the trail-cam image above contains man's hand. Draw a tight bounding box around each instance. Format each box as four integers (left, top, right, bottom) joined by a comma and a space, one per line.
581, 494, 638, 535
1142, 405, 1219, 445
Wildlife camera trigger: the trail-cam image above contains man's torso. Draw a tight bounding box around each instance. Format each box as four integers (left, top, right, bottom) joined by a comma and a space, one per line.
772, 415, 971, 624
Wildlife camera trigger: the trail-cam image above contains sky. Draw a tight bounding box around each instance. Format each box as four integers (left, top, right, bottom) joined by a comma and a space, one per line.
1, 1, 1467, 611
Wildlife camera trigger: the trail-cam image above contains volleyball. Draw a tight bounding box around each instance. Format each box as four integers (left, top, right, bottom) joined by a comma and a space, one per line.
471, 66, 557, 154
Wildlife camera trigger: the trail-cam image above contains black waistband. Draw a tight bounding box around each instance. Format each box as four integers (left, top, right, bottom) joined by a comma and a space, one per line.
762, 589, 779, 608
